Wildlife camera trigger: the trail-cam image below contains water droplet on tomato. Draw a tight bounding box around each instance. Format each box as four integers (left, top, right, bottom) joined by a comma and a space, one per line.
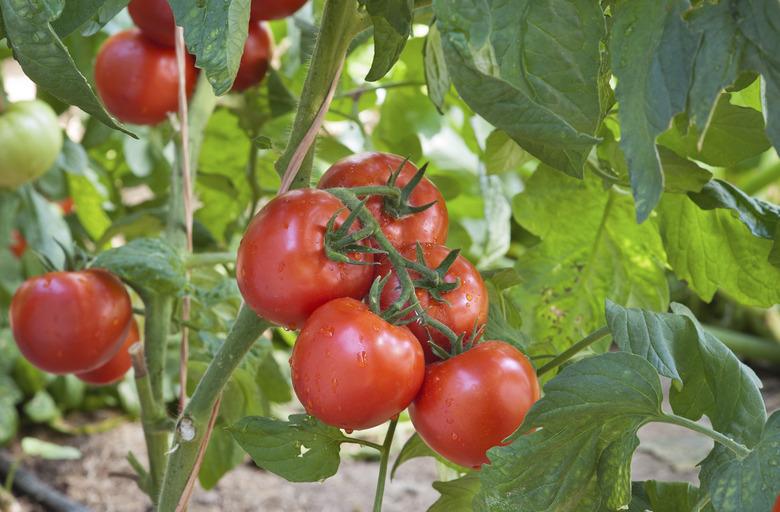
356, 351, 368, 367
451, 432, 459, 441
445, 398, 454, 407
446, 417, 454, 424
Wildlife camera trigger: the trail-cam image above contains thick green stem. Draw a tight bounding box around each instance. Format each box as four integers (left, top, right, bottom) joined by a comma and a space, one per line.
157, 305, 269, 510
275, 0, 362, 189
185, 252, 235, 268
740, 161, 780, 195
703, 325, 780, 363
372, 419, 398, 512
537, 326, 611, 376
658, 414, 750, 458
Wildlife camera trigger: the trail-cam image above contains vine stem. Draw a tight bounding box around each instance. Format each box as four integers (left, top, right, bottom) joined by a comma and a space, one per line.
372, 418, 398, 512
658, 414, 750, 459
537, 326, 611, 376
184, 252, 235, 268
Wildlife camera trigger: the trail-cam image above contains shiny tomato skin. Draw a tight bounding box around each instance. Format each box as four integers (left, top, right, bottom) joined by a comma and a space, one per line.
10, 230, 26, 258
409, 341, 540, 468
76, 319, 139, 385
318, 153, 448, 249
236, 189, 375, 329
232, 22, 272, 91
290, 297, 425, 430
127, 0, 177, 47
250, 0, 308, 21
94, 29, 197, 125
378, 243, 488, 362
9, 270, 133, 374
773, 495, 780, 512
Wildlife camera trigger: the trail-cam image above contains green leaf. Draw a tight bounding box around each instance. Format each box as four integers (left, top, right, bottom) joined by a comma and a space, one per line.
77, 0, 129, 36
470, 174, 511, 268
483, 279, 527, 351
0, 0, 129, 133
476, 352, 664, 512
0, 399, 18, 444
430, 474, 480, 512
433, 0, 603, 178
21, 437, 81, 460
92, 237, 186, 297
423, 23, 449, 113
703, 411, 780, 512
511, 167, 668, 357
255, 353, 291, 404
606, 301, 766, 445
656, 193, 780, 306
629, 481, 702, 512
484, 130, 530, 175
50, 0, 126, 38
391, 433, 466, 479
23, 390, 59, 423
362, 0, 413, 82
610, 0, 699, 222
170, 0, 250, 95
17, 187, 72, 270
67, 172, 111, 241
229, 414, 349, 482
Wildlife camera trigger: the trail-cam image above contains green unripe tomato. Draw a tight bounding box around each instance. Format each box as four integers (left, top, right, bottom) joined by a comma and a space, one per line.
0, 100, 63, 189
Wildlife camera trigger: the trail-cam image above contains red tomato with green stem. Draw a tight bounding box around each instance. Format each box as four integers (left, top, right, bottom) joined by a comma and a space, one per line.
9, 270, 133, 374
94, 29, 197, 125
290, 297, 425, 430
409, 341, 540, 468
236, 189, 375, 329
77, 319, 140, 385
250, 0, 308, 21
318, 153, 449, 249
232, 22, 272, 91
378, 243, 488, 362
128, 0, 177, 47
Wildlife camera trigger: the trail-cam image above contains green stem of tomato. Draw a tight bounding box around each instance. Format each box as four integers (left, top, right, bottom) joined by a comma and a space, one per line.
157, 305, 270, 510
536, 326, 611, 377
372, 418, 398, 512
657, 414, 751, 459
274, 0, 362, 189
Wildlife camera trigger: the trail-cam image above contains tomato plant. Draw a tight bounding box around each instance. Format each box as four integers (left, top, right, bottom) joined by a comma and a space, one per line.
0, 100, 63, 189
76, 319, 139, 385
128, 0, 177, 47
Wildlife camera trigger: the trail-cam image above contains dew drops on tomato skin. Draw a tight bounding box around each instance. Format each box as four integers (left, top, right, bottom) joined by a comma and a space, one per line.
356, 351, 368, 367
451, 432, 459, 441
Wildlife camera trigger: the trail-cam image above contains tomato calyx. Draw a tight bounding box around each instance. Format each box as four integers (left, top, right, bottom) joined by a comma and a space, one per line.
382, 160, 438, 219
405, 243, 462, 302
323, 198, 385, 265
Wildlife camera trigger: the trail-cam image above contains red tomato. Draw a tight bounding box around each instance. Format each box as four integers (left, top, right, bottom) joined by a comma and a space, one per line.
378, 243, 488, 362
318, 153, 448, 249
232, 22, 272, 92
9, 270, 133, 374
250, 0, 308, 21
76, 319, 139, 385
290, 297, 424, 430
127, 0, 177, 47
773, 495, 780, 512
94, 29, 197, 125
10, 230, 26, 258
58, 197, 75, 215
410, 341, 540, 468
236, 189, 375, 329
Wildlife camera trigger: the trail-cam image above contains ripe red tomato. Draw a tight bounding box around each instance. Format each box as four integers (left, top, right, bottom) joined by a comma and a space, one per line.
250, 0, 308, 21
10, 230, 26, 258
76, 319, 139, 385
94, 29, 197, 125
290, 297, 424, 430
236, 189, 375, 329
409, 341, 540, 468
232, 22, 272, 91
773, 495, 780, 512
318, 153, 449, 249
378, 243, 488, 362
127, 0, 177, 47
9, 270, 133, 374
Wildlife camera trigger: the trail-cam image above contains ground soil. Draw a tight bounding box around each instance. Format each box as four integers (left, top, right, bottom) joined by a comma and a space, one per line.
6, 370, 779, 512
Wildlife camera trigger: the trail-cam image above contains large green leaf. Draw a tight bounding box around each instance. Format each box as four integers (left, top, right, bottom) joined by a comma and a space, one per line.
17, 187, 73, 269
50, 0, 127, 37
423, 22, 450, 113
433, 0, 604, 178
362, 0, 413, 82
656, 193, 780, 306
629, 481, 702, 512
169, 0, 251, 95
476, 352, 665, 512
511, 167, 668, 356
0, 0, 129, 133
610, 0, 699, 222
430, 474, 480, 512
229, 414, 349, 482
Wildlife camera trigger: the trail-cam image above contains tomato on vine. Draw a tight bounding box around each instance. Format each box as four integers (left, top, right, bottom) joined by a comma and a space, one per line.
76, 319, 140, 385
128, 0, 177, 47
290, 297, 424, 430
0, 100, 63, 189
232, 22, 272, 91
318, 153, 449, 249
95, 29, 197, 125
9, 270, 133, 374
378, 243, 488, 362
250, 0, 308, 21
236, 189, 375, 329
409, 341, 540, 468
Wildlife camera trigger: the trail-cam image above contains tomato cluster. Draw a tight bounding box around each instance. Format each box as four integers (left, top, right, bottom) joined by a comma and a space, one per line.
96, 0, 294, 125
9, 269, 138, 385
238, 152, 540, 468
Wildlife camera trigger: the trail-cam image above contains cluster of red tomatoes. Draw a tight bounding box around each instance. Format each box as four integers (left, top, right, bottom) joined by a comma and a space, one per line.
95, 0, 306, 125
237, 152, 541, 468
9, 269, 139, 385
